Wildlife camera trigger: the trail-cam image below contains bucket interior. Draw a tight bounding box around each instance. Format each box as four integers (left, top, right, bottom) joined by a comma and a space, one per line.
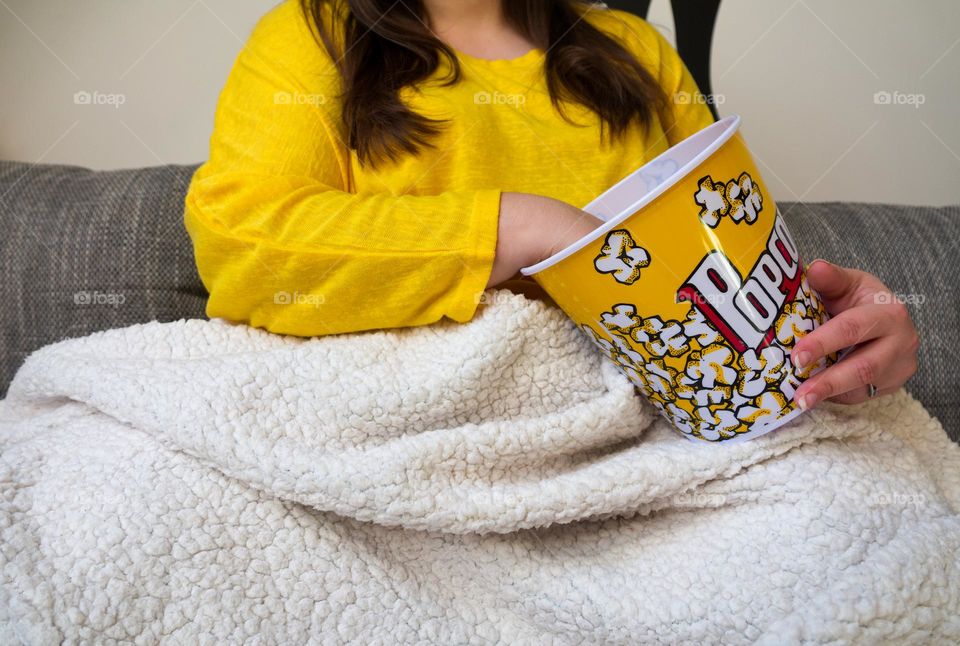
583, 115, 740, 221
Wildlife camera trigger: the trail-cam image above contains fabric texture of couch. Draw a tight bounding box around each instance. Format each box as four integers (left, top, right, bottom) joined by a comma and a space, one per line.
0, 160, 957, 441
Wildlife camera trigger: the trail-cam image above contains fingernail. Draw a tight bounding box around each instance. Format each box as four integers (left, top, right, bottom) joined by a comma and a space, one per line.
797, 392, 819, 411
810, 259, 833, 270
794, 350, 811, 369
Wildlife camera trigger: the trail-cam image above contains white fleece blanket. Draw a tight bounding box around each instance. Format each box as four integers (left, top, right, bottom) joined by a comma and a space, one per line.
1, 290, 959, 644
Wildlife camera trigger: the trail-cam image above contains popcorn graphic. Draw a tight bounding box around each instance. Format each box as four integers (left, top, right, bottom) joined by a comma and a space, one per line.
581, 251, 834, 442
594, 230, 651, 285
736, 390, 789, 427
694, 172, 763, 228
600, 303, 643, 336
676, 346, 735, 408
692, 384, 734, 408
643, 358, 679, 402
678, 282, 826, 435
621, 363, 651, 393
581, 323, 645, 373
674, 376, 698, 401
725, 172, 763, 224
634, 316, 691, 358
665, 402, 696, 435
799, 275, 826, 325
685, 344, 738, 389
778, 370, 802, 401
728, 388, 754, 411
694, 176, 729, 228
682, 307, 723, 346
736, 346, 787, 397
598, 306, 691, 360
591, 280, 833, 440
696, 406, 743, 440
609, 331, 646, 367
799, 274, 817, 304
775, 301, 816, 347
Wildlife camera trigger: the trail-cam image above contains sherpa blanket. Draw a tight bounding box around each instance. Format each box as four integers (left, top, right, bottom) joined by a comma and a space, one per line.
1, 290, 959, 644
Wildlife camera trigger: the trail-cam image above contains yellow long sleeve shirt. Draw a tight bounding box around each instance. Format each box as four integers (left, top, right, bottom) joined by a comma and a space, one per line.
184, 0, 714, 338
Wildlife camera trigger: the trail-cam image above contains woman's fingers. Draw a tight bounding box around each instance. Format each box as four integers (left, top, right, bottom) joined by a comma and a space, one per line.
789, 261, 920, 409
804, 259, 863, 312
790, 302, 907, 371
794, 336, 910, 409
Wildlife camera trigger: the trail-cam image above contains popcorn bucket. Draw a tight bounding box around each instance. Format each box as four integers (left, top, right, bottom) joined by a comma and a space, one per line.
520, 115, 839, 444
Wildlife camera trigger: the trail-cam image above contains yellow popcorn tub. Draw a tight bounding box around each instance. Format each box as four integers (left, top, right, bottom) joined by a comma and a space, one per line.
520, 115, 839, 444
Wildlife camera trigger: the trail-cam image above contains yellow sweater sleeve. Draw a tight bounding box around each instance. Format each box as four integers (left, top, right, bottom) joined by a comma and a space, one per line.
184, 2, 501, 337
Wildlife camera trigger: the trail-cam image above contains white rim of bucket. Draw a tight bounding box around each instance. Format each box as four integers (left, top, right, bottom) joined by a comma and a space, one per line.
520, 114, 742, 276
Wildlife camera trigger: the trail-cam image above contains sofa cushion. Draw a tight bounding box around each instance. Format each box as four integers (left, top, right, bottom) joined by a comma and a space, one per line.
0, 161, 206, 396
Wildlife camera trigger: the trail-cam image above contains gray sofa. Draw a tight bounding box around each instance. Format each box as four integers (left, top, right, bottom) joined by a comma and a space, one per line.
1, 160, 958, 442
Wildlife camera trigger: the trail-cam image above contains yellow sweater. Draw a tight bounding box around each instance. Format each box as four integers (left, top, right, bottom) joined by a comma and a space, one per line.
184, 0, 714, 337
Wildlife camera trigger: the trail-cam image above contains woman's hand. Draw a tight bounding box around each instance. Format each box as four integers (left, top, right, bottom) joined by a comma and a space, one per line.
791, 259, 920, 410
487, 192, 605, 288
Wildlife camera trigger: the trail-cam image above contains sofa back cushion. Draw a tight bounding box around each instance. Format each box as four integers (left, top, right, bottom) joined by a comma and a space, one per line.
0, 162, 206, 395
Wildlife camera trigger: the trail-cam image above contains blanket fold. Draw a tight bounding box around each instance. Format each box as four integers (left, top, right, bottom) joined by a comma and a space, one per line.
2, 290, 959, 644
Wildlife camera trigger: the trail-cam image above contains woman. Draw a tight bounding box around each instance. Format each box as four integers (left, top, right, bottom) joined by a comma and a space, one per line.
184, 0, 918, 411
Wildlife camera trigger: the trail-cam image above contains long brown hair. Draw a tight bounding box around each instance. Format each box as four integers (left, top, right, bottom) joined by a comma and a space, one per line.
300, 0, 668, 168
